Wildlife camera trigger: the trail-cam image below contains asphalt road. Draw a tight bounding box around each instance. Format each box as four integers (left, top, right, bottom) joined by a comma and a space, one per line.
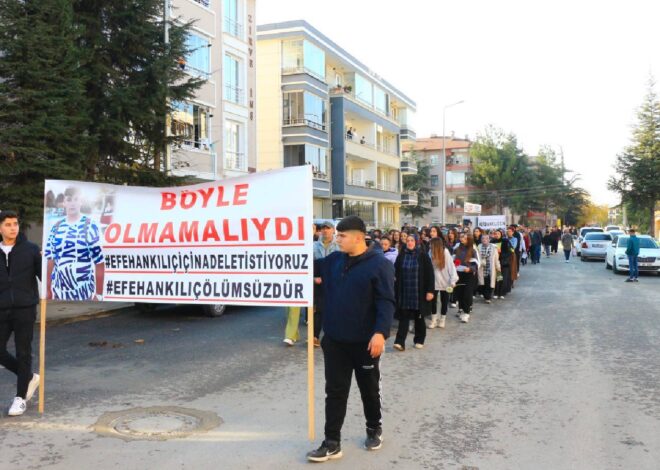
1, 253, 659, 469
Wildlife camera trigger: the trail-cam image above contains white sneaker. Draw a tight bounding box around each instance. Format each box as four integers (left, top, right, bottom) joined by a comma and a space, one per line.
565, 260, 569, 263
438, 316, 446, 328
26, 373, 39, 402
450, 302, 458, 308
428, 314, 439, 329
8, 397, 26, 416
283, 338, 295, 346
414, 343, 424, 349
393, 343, 404, 351
460, 313, 470, 323
485, 299, 492, 304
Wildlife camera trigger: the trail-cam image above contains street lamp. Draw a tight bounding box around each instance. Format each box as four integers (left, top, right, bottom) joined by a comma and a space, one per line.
441, 100, 465, 224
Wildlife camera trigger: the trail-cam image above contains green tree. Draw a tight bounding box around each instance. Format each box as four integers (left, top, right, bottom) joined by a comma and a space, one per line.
0, 0, 89, 223
401, 152, 432, 224
73, 0, 203, 184
609, 77, 660, 236
468, 126, 533, 213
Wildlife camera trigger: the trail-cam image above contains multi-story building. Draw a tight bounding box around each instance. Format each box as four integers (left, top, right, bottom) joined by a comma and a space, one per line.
256, 20, 417, 228
167, 0, 257, 181
402, 135, 474, 225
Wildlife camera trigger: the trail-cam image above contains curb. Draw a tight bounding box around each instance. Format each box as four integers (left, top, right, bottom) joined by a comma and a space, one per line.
39, 305, 135, 326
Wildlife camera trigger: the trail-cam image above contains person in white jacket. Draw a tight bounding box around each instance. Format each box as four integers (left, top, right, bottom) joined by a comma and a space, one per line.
428, 238, 458, 329
478, 233, 500, 304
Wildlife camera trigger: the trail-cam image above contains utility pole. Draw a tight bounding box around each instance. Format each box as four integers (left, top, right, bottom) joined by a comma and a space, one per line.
163, 0, 171, 174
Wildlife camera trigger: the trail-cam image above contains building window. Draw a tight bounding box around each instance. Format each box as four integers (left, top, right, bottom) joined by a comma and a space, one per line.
282, 91, 327, 130
224, 0, 243, 38
431, 196, 439, 207
224, 54, 242, 104
224, 120, 244, 170
184, 33, 210, 78
446, 171, 466, 186
374, 86, 389, 116
171, 102, 208, 149
344, 200, 374, 226
354, 73, 373, 106
283, 144, 328, 180
429, 154, 439, 165
430, 175, 439, 187
281, 39, 325, 81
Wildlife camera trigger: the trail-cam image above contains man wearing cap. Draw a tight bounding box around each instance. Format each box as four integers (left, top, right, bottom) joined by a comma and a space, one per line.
307, 215, 395, 462
311, 221, 339, 346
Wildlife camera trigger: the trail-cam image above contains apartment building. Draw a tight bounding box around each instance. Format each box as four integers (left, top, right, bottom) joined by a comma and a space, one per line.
167, 0, 257, 180
402, 136, 474, 225
256, 20, 416, 228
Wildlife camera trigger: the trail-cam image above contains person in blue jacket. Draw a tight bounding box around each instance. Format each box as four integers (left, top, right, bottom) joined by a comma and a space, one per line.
307, 216, 395, 463
625, 228, 641, 282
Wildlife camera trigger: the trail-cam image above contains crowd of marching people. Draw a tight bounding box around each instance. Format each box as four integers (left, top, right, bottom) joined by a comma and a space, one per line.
285, 220, 577, 351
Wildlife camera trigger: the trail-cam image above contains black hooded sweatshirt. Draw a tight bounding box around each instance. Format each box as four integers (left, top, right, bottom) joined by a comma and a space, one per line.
0, 233, 42, 310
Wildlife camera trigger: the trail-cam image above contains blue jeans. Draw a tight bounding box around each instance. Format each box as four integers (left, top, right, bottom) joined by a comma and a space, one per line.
628, 255, 639, 279
564, 249, 571, 261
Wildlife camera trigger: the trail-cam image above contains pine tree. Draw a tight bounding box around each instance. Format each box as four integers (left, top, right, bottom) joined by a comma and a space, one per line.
0, 0, 89, 224
401, 151, 432, 224
72, 0, 203, 185
609, 77, 660, 236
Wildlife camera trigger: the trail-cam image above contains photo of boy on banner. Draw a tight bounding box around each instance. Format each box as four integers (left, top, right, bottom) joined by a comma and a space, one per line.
44, 186, 107, 301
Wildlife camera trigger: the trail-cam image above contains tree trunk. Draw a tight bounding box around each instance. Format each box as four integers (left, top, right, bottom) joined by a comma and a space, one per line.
650, 204, 656, 238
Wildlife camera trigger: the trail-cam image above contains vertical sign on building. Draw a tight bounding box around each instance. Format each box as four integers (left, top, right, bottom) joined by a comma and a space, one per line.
246, 0, 257, 172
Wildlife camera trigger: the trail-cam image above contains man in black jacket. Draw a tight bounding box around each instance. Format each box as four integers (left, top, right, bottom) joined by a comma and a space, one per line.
307, 216, 395, 463
0, 210, 42, 416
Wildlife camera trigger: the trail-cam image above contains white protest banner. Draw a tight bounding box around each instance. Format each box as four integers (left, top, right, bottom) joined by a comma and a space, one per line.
464, 202, 482, 214
41, 166, 314, 308
477, 215, 507, 230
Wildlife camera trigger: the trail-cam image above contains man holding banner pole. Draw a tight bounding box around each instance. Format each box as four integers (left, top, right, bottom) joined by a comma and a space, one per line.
307, 215, 395, 463
0, 210, 42, 416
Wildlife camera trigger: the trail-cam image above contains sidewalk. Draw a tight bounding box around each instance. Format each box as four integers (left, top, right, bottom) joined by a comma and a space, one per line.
37, 301, 134, 325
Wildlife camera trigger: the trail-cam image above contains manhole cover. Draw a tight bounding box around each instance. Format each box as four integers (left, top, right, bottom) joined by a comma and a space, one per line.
93, 406, 222, 441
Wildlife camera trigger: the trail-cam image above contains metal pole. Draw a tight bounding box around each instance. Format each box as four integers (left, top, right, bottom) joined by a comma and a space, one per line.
442, 108, 446, 224
164, 0, 171, 174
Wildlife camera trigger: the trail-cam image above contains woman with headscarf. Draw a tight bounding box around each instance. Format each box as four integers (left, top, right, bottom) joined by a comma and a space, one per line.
428, 237, 458, 329
393, 234, 435, 350
453, 232, 479, 323
477, 233, 500, 304
491, 229, 512, 298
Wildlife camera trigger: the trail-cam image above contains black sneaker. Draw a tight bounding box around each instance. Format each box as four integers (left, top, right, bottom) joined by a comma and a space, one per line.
307, 440, 342, 462
365, 428, 383, 451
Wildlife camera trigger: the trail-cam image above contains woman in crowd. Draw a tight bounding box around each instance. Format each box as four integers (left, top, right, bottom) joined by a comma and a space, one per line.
398, 231, 409, 252
393, 234, 435, 351
492, 229, 513, 299
390, 229, 401, 250
380, 236, 398, 264
473, 227, 483, 247
446, 229, 459, 254
429, 225, 442, 240
542, 229, 553, 258
478, 233, 500, 304
428, 237, 458, 329
453, 232, 479, 323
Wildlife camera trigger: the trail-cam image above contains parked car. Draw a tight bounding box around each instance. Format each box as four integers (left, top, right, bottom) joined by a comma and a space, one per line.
135, 302, 228, 317
576, 227, 604, 256
605, 235, 660, 274
605, 225, 622, 232
580, 232, 612, 261
608, 229, 625, 238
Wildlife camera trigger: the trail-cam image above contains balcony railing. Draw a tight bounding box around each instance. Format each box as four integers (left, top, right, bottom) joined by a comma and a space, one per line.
224, 17, 243, 38
284, 162, 329, 180
346, 177, 399, 193
344, 135, 399, 158
284, 118, 327, 132
225, 151, 246, 171
400, 159, 418, 174
281, 66, 326, 83
192, 0, 211, 7
224, 84, 243, 104
376, 182, 399, 193
331, 87, 400, 126
401, 192, 418, 206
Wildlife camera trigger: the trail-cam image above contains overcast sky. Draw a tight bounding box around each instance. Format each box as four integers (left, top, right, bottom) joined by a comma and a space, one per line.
257, 0, 660, 206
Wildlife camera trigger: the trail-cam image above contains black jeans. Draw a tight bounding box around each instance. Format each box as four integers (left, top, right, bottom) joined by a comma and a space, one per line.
0, 307, 36, 399
456, 272, 475, 312
564, 249, 571, 261
322, 336, 382, 442
314, 308, 323, 339
395, 309, 426, 346
482, 276, 493, 300
431, 290, 449, 316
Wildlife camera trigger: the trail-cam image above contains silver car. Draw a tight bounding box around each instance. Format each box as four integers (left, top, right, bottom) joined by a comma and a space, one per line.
580, 232, 612, 260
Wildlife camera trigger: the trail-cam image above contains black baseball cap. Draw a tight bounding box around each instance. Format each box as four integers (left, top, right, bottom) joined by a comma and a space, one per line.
336, 215, 366, 233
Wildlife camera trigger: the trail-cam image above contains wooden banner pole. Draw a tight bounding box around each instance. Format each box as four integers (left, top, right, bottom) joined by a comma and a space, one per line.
38, 298, 47, 414
307, 303, 315, 441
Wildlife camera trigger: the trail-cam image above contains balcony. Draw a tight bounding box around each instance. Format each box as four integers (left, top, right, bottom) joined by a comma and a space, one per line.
345, 177, 398, 193
401, 192, 418, 206
192, 0, 211, 7
284, 118, 327, 132
344, 138, 399, 168
225, 151, 246, 171
224, 17, 243, 38
330, 87, 400, 127
224, 84, 244, 105
401, 159, 418, 174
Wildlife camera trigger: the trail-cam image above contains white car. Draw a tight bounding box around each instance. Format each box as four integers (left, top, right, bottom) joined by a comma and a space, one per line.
605, 225, 622, 232
580, 232, 612, 261
605, 235, 660, 275
576, 227, 604, 256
